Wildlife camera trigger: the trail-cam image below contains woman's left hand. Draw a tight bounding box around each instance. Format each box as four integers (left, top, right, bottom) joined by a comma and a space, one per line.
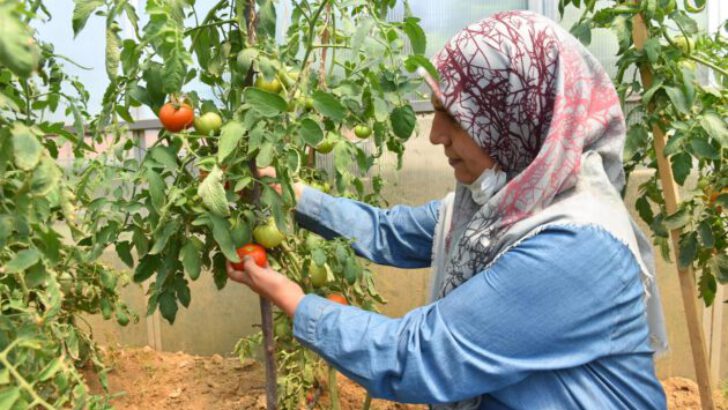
227, 257, 305, 317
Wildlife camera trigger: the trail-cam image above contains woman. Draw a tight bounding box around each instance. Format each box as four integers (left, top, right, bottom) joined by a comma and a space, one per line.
228, 11, 668, 409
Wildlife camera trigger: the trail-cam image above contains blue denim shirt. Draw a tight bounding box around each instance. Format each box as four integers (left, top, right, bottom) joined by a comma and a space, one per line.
293, 187, 666, 409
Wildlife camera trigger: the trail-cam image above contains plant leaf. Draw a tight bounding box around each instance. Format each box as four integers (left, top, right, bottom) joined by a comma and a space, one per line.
217, 120, 246, 162
12, 124, 42, 170
180, 237, 202, 280
197, 166, 229, 217
402, 17, 426, 54
391, 105, 416, 139
208, 214, 239, 263
298, 118, 324, 146
245, 88, 287, 116
6, 249, 41, 273
312, 91, 346, 121
72, 0, 104, 36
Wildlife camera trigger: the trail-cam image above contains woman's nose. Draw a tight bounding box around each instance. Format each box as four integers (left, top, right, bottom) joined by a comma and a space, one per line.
429, 113, 451, 146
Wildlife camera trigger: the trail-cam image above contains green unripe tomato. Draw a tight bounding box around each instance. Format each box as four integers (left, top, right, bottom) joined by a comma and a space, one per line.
253, 218, 286, 249
193, 112, 223, 135
674, 35, 695, 54
316, 132, 338, 154
305, 233, 325, 251
309, 262, 328, 288
255, 75, 283, 93
275, 319, 291, 339
354, 125, 372, 139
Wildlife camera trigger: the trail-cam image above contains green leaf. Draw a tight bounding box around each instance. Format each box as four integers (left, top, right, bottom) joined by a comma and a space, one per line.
149, 219, 180, 255
149, 146, 178, 170
0, 387, 20, 410
162, 51, 186, 94
402, 17, 427, 55
697, 220, 714, 248
663, 208, 690, 230
671, 10, 698, 34
698, 272, 717, 306
133, 254, 160, 283
245, 88, 287, 116
570, 21, 592, 46
217, 120, 246, 162
208, 214, 239, 263
624, 126, 648, 160
12, 123, 42, 170
678, 232, 698, 270
116, 241, 134, 268
106, 25, 121, 80
175, 280, 191, 308
635, 196, 654, 224
670, 152, 691, 185
699, 113, 728, 146
72, 0, 104, 35
299, 118, 324, 146
713, 253, 728, 284
689, 137, 719, 160
197, 166, 229, 217
664, 86, 690, 115
715, 193, 728, 209
391, 105, 416, 139
31, 157, 61, 196
404, 55, 439, 81
212, 252, 228, 290
158, 291, 178, 324
0, 3, 40, 77
39, 357, 63, 382
256, 0, 276, 38
256, 142, 275, 168
351, 18, 374, 53
180, 237, 202, 280
145, 169, 166, 212
313, 91, 347, 121
0, 368, 9, 384
6, 248, 41, 273
643, 38, 661, 63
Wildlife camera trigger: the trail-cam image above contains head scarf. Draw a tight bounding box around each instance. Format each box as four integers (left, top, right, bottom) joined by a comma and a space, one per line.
422, 11, 668, 409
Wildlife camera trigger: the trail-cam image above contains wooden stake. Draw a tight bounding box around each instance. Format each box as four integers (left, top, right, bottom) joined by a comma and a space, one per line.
246, 0, 276, 408
630, 12, 715, 410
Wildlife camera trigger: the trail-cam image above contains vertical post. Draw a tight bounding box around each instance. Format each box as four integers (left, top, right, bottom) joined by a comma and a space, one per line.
630, 12, 715, 410
245, 1, 277, 408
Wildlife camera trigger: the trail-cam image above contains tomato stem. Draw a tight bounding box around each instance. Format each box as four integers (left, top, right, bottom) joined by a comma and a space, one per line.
328, 365, 341, 410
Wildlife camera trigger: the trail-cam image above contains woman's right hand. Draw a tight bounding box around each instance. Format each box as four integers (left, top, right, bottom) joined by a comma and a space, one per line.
256, 167, 305, 201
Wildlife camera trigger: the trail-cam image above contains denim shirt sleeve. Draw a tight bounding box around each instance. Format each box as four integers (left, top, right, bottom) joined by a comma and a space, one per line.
293, 226, 643, 404
294, 186, 440, 268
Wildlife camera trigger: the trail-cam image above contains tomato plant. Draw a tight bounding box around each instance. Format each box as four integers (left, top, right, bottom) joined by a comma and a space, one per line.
67, 0, 432, 407
0, 1, 134, 408
563, 0, 727, 305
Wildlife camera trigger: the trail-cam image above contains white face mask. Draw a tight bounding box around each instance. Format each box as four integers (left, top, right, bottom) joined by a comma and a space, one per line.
464, 166, 507, 205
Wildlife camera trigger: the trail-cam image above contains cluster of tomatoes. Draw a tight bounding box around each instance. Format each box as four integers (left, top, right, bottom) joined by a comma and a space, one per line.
229, 221, 348, 305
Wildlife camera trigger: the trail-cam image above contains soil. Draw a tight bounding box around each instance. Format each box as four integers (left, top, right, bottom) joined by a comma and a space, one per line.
83, 347, 727, 410
82, 346, 424, 410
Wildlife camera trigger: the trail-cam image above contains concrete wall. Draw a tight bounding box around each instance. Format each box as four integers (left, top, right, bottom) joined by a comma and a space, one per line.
85, 114, 726, 382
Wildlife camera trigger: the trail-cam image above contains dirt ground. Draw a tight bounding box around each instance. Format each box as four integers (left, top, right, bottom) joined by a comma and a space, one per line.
83, 347, 726, 410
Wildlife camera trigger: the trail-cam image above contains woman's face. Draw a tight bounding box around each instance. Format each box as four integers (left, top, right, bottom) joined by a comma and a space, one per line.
428, 95, 496, 184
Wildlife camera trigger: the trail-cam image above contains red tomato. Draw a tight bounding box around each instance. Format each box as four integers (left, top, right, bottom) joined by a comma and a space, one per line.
232, 244, 267, 269
326, 293, 348, 305
159, 103, 194, 132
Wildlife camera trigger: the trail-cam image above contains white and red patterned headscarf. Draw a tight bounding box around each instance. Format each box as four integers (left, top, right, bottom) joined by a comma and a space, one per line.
424, 11, 667, 408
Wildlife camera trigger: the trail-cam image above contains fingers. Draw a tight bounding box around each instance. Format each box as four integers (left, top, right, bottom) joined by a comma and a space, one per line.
256, 167, 276, 178
226, 260, 250, 284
